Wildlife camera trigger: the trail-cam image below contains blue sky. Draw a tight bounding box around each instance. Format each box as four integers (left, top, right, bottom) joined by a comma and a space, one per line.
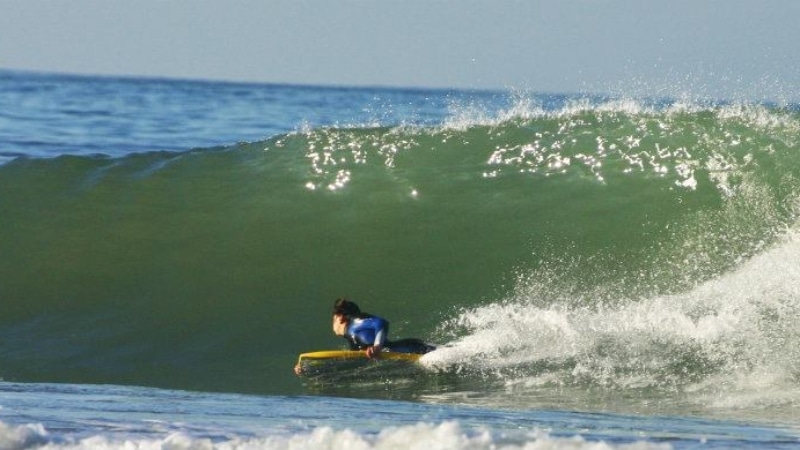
1, 1, 798, 101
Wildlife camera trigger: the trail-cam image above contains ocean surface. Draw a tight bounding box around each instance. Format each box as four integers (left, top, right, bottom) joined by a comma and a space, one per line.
1, 70, 799, 448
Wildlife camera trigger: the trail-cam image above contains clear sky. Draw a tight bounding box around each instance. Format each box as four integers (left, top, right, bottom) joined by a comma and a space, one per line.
1, 1, 798, 101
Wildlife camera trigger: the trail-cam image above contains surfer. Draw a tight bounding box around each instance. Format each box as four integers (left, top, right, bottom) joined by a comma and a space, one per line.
331, 298, 388, 358
293, 298, 434, 375
331, 298, 435, 354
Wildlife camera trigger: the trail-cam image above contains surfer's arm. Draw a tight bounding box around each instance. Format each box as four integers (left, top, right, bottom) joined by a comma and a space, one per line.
367, 327, 386, 358
374, 327, 386, 347
365, 318, 387, 358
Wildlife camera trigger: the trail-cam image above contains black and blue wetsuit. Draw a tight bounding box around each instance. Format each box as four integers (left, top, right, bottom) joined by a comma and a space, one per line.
344, 315, 388, 350
344, 315, 435, 354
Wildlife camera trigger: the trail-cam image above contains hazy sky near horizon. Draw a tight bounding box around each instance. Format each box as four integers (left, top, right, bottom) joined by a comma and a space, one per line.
1, 1, 798, 101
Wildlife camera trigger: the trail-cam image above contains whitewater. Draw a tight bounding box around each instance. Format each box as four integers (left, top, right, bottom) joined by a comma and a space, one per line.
1, 70, 799, 448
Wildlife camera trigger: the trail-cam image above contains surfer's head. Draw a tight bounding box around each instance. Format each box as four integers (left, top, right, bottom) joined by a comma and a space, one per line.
332, 298, 359, 336
332, 298, 360, 317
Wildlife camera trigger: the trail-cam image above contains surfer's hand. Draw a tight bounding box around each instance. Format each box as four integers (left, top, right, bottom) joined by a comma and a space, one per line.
365, 345, 382, 359
293, 363, 303, 376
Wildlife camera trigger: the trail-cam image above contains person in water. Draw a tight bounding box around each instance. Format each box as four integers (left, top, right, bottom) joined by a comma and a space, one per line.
331, 298, 435, 355
331, 298, 388, 358
294, 298, 434, 375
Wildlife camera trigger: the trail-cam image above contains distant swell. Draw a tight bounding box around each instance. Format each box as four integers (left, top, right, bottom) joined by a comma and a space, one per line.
1, 100, 799, 404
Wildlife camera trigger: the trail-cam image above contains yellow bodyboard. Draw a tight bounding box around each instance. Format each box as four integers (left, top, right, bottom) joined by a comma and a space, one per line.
297, 349, 421, 365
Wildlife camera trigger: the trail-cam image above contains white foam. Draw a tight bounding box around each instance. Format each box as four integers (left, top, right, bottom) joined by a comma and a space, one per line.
423, 230, 800, 409
439, 91, 800, 135
0, 420, 671, 450
0, 422, 48, 450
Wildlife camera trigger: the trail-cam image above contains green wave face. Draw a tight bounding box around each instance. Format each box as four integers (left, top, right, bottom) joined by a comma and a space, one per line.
1, 101, 799, 405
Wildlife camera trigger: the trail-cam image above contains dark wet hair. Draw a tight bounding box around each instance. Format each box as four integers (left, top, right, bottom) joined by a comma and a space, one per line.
333, 298, 361, 317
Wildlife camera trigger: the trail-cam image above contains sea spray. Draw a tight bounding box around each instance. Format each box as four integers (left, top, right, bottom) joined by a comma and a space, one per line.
422, 229, 800, 413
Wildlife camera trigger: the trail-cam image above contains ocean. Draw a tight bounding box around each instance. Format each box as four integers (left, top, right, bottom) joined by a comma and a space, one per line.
0, 70, 799, 448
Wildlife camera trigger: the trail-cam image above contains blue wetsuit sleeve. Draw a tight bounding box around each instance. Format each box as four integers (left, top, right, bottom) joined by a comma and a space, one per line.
372, 317, 388, 347
373, 319, 387, 347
